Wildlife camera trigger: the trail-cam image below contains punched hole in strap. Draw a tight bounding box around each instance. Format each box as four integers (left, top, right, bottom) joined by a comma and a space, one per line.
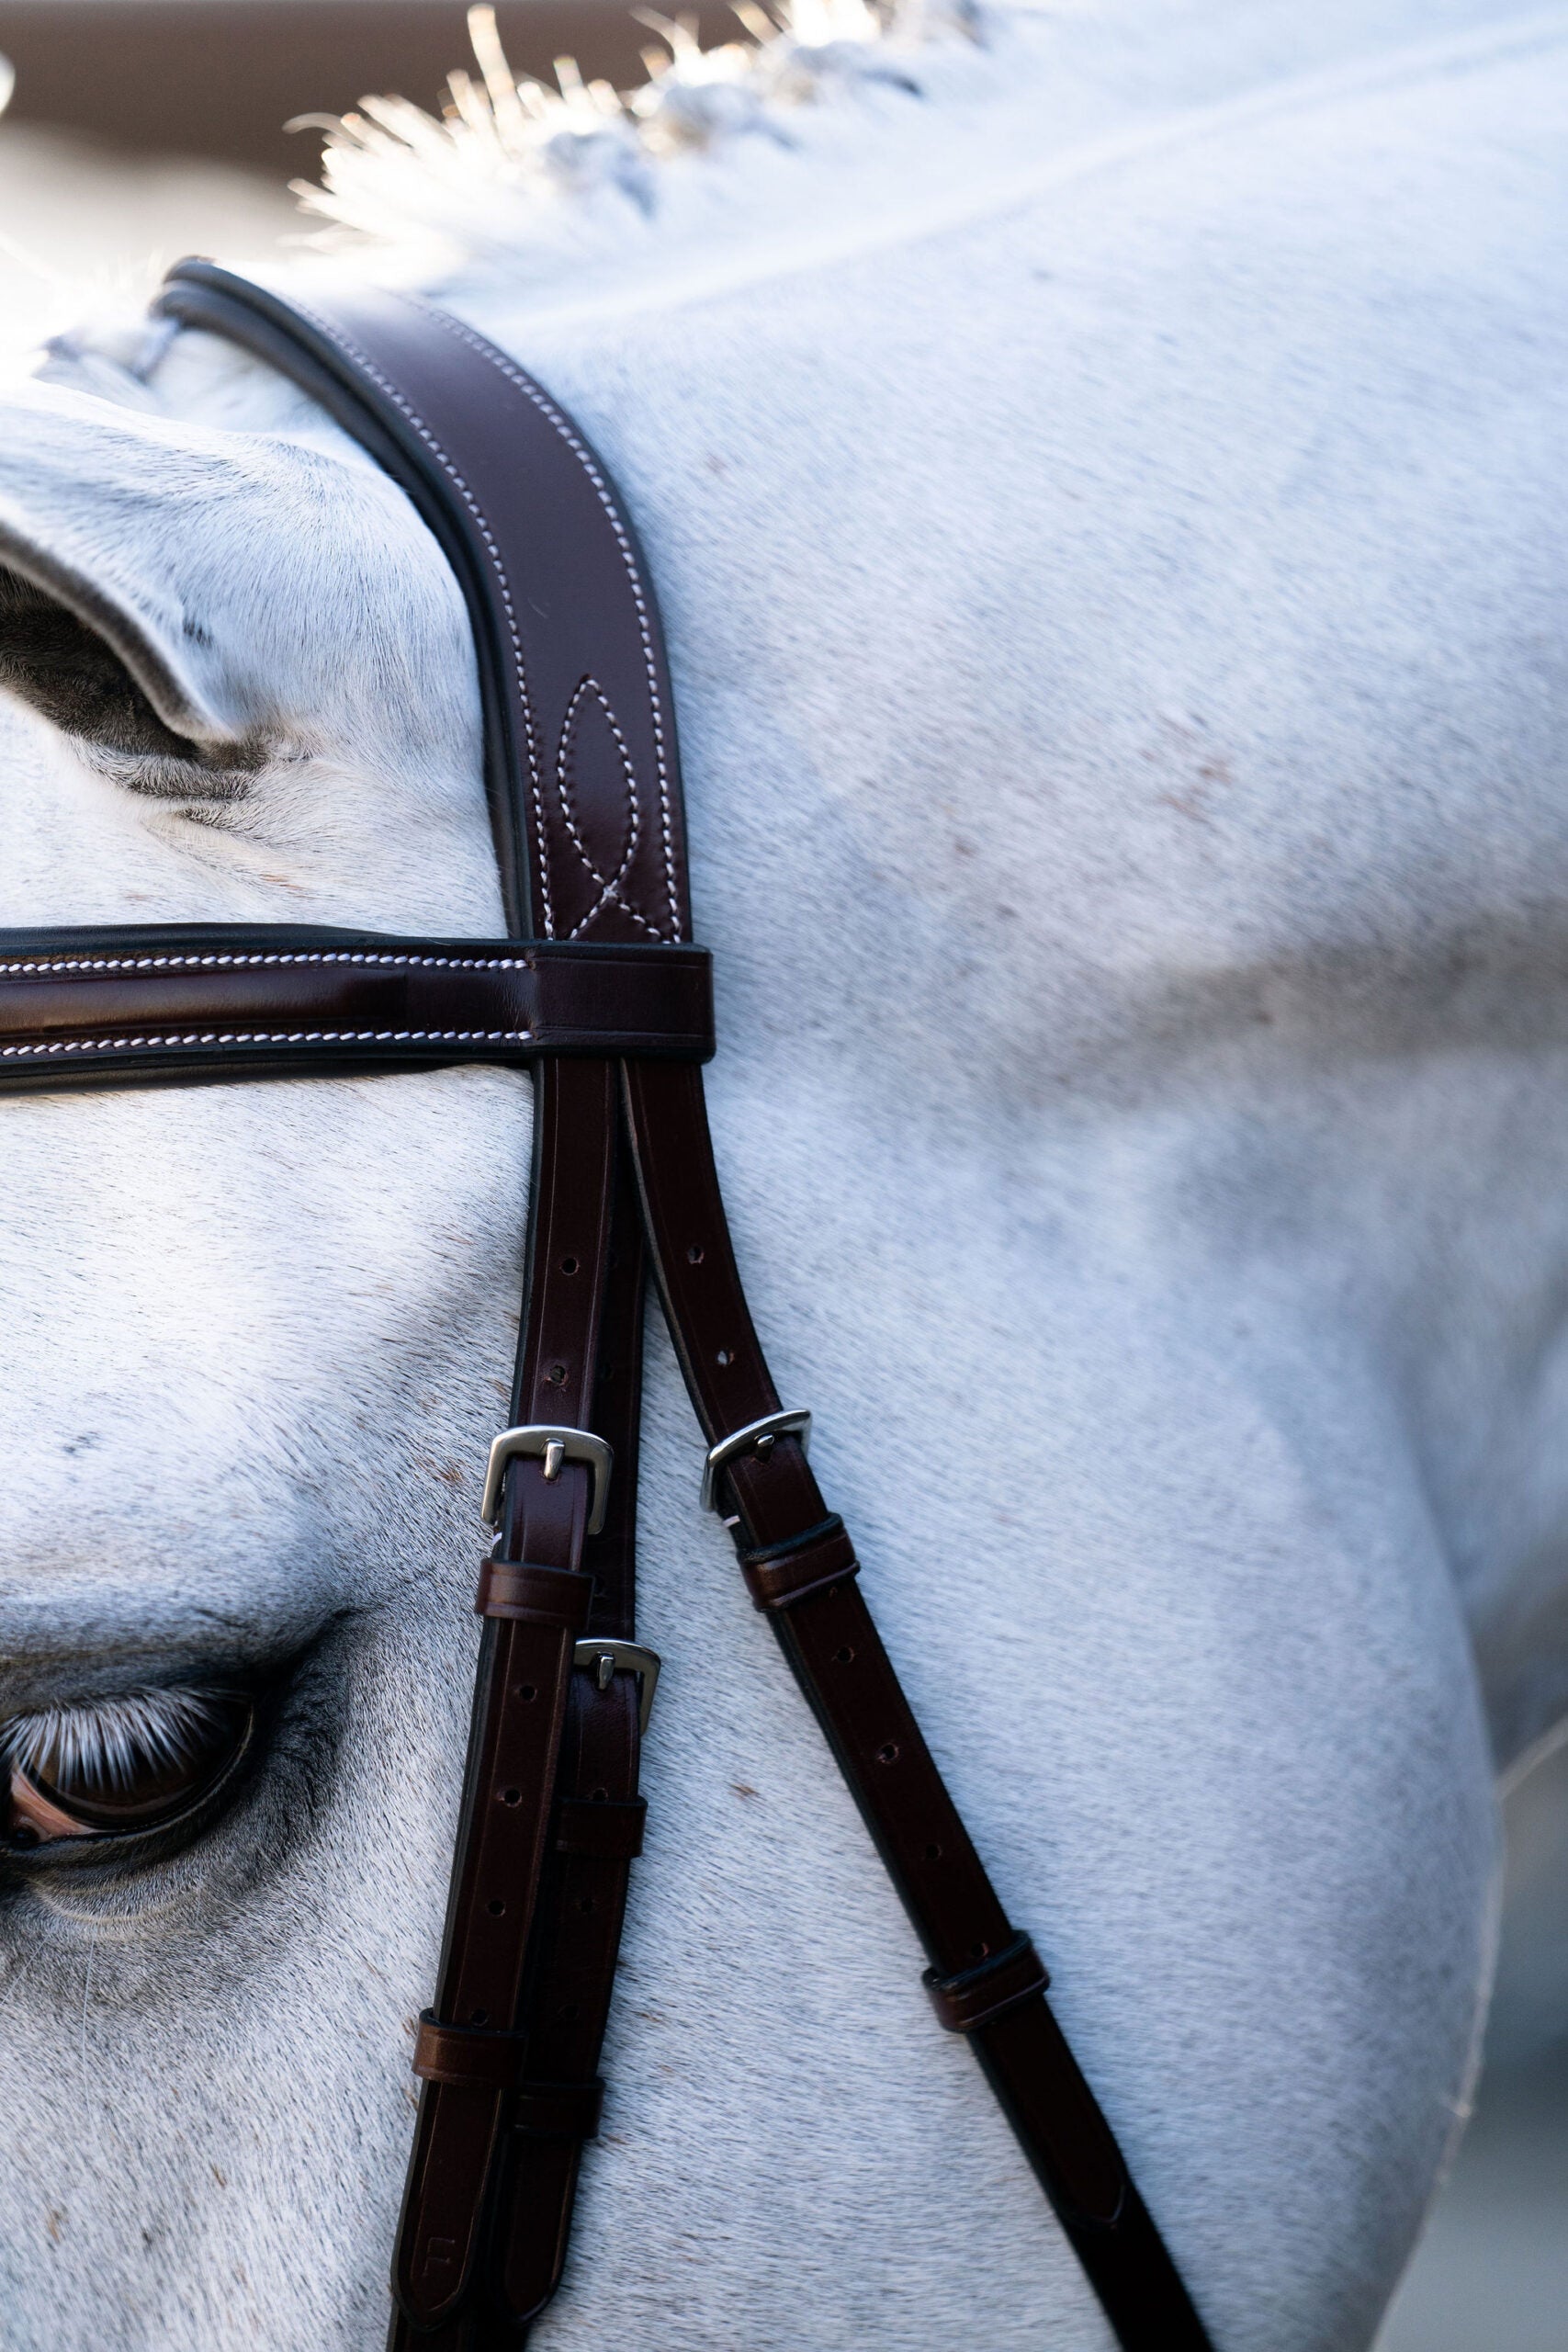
922, 1930, 1050, 2034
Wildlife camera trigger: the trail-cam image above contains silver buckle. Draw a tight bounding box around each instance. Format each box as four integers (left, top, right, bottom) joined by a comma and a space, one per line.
482, 1425, 613, 1536
572, 1639, 661, 1737
700, 1408, 812, 1512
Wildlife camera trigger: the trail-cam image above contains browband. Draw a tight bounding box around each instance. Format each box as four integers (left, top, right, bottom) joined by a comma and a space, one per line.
0, 258, 1215, 2352
0, 928, 713, 1086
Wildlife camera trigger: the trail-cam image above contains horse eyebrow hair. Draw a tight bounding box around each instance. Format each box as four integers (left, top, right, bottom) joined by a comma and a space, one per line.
0, 1588, 355, 1693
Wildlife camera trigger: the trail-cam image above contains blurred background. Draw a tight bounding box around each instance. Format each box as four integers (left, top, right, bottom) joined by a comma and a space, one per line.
0, 6, 1563, 2344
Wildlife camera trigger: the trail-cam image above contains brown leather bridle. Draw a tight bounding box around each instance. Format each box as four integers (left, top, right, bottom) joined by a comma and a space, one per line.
0, 266, 1215, 2352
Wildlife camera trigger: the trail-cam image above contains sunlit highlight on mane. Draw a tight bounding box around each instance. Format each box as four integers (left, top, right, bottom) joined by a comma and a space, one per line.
289, 0, 979, 263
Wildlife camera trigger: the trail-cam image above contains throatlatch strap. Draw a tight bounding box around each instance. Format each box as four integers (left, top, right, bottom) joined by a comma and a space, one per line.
621, 1062, 1214, 2346
153, 263, 1215, 2352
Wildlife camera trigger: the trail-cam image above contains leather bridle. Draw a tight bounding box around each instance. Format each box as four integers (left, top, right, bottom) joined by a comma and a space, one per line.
0, 266, 1215, 2352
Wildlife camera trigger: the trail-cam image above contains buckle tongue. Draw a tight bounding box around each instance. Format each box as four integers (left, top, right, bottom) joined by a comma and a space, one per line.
701, 1409, 812, 1512
572, 1639, 660, 1737
482, 1425, 613, 1534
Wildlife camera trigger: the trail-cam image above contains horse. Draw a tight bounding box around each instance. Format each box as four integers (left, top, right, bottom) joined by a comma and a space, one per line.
0, 1, 1563, 2342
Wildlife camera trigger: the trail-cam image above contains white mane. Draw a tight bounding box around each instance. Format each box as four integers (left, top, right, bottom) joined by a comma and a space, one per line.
2, 7, 1565, 2347
292, 0, 982, 281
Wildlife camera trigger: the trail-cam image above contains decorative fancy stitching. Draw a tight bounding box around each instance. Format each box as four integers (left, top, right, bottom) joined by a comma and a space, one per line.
556, 677, 661, 943
0, 952, 528, 976
276, 294, 558, 940
1, 1029, 534, 1059
420, 307, 680, 943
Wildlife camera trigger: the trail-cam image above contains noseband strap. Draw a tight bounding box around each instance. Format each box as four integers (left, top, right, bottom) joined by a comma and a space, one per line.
0, 259, 1214, 2351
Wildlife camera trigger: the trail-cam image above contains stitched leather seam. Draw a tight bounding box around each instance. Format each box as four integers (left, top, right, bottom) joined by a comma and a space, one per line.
556, 675, 660, 943
274, 293, 558, 938
420, 308, 679, 942
0, 1028, 534, 1057
0, 953, 533, 976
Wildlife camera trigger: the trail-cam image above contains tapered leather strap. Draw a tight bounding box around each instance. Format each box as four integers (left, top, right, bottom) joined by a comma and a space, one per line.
622, 1060, 1214, 2343
390, 1057, 619, 2335
490, 1137, 651, 2332
158, 266, 691, 946
150, 264, 1214, 2351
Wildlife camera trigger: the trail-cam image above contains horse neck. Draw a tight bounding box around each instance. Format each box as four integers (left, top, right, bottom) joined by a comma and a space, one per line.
123, 0, 1568, 1777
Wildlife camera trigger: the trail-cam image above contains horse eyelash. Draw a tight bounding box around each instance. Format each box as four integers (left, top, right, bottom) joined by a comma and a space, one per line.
0, 1686, 233, 1792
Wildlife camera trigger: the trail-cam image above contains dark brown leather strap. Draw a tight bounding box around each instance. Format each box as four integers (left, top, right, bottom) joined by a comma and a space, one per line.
472, 1560, 595, 1628
0, 927, 711, 1090
739, 1513, 861, 1610
390, 1057, 620, 2336
157, 266, 691, 947
146, 264, 1215, 2352
489, 1136, 652, 2334
621, 1060, 1216, 2345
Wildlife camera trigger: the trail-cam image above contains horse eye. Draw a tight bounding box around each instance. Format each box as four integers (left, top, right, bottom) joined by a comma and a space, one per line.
2, 1687, 254, 1849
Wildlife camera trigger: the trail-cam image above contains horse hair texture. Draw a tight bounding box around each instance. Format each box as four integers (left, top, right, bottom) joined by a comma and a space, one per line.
0, 3, 1564, 2346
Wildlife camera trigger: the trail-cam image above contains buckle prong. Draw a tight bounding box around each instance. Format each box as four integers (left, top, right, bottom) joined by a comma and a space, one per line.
573, 1639, 661, 1736
701, 1409, 812, 1512
483, 1425, 613, 1534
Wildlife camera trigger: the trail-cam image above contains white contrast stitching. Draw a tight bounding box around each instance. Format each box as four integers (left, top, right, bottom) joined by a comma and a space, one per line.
0, 1029, 535, 1059
0, 951, 528, 976
556, 676, 660, 942
276, 294, 558, 938
417, 306, 680, 942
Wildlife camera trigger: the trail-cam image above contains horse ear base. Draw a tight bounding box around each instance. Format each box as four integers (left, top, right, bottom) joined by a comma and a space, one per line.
0, 555, 266, 796
0, 490, 246, 748
0, 564, 206, 759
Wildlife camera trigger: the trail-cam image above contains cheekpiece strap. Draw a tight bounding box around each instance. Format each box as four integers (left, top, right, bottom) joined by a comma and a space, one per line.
141, 262, 1216, 2352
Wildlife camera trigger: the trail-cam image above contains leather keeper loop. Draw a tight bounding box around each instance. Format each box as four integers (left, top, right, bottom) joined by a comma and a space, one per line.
474, 1557, 594, 1630
922, 1931, 1050, 2034
554, 1794, 647, 1858
739, 1514, 860, 1611
513, 2078, 604, 2142
412, 2012, 528, 2089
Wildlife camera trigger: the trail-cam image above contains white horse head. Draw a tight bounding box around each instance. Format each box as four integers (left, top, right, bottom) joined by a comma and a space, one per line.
1, 3, 1564, 2344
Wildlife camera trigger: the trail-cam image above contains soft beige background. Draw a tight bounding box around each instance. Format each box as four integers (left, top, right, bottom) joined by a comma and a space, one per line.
0, 119, 293, 361
0, 93, 1563, 2352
